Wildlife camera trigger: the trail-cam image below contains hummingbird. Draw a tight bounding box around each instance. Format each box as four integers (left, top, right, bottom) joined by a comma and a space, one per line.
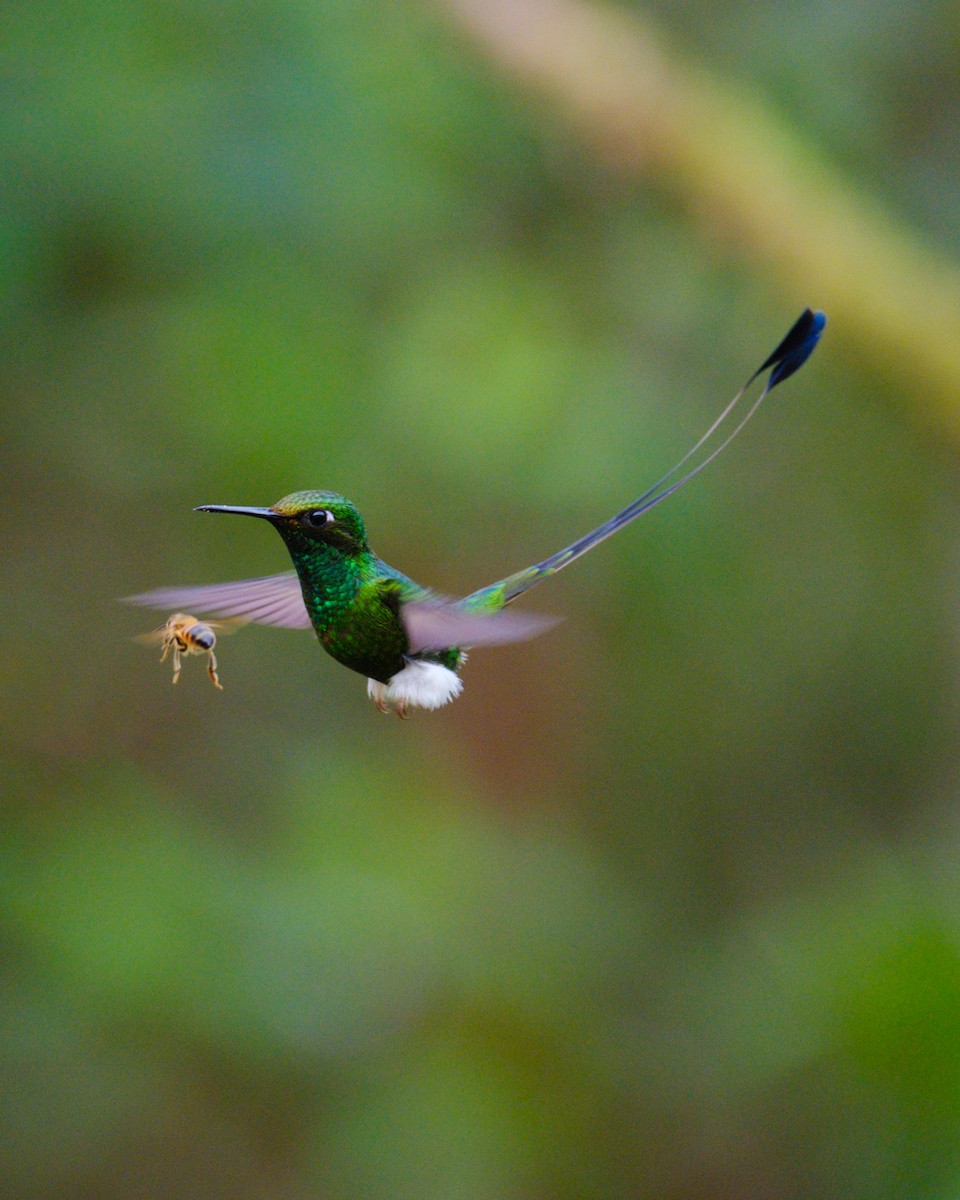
126, 308, 825, 715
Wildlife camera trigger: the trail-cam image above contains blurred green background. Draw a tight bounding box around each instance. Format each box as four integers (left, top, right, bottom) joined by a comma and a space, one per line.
4, 1, 960, 1197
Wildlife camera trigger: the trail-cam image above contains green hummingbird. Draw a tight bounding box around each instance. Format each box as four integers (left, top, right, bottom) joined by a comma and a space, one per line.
127, 309, 825, 715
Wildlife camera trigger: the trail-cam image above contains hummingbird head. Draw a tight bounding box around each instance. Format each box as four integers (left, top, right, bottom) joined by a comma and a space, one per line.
196, 490, 369, 558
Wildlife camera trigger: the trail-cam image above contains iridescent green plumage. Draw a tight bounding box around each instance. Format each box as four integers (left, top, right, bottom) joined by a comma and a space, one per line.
127, 309, 826, 713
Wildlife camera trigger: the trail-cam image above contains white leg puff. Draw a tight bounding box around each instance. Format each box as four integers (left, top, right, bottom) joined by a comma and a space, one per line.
367, 659, 463, 715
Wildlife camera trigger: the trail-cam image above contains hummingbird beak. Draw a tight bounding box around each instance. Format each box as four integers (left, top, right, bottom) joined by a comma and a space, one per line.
195, 505, 279, 521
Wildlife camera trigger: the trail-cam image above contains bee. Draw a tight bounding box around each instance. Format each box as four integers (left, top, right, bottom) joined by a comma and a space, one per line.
137, 612, 244, 690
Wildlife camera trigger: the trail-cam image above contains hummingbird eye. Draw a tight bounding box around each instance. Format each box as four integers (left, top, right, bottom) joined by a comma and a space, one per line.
302, 508, 334, 529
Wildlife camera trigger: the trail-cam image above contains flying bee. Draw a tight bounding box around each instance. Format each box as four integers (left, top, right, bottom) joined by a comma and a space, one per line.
136, 612, 245, 689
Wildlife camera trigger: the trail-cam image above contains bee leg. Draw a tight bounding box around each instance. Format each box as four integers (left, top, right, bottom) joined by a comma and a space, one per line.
206, 648, 224, 690
171, 645, 182, 685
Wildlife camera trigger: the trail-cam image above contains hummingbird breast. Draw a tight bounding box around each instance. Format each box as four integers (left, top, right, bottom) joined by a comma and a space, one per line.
315, 592, 409, 683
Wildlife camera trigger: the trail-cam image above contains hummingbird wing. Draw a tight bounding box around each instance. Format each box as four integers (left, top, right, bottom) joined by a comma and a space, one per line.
123, 572, 313, 629
402, 598, 560, 653
465, 307, 827, 611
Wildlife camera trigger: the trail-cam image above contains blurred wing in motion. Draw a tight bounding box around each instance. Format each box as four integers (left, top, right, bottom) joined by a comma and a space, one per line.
123, 572, 312, 630
403, 598, 560, 653
134, 625, 172, 647
133, 617, 248, 645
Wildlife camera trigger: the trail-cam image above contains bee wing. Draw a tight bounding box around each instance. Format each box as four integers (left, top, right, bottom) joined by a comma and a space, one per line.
204, 617, 251, 636
402, 598, 560, 653
133, 626, 169, 646
123, 572, 313, 630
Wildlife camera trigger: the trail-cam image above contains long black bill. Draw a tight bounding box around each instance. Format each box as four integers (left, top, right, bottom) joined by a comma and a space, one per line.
195, 505, 279, 520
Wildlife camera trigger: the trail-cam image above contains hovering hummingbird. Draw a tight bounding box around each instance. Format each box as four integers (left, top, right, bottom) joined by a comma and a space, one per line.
127, 308, 825, 715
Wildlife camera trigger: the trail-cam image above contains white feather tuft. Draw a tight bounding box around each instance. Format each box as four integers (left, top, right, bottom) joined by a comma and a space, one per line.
367, 660, 463, 712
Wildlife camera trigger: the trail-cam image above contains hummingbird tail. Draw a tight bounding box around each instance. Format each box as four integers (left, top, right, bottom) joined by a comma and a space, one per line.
464, 308, 826, 611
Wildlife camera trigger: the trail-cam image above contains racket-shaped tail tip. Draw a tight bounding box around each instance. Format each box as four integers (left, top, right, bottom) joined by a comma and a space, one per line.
759, 307, 827, 392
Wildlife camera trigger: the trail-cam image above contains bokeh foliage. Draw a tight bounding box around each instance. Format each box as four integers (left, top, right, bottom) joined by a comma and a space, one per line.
3, 2, 960, 1197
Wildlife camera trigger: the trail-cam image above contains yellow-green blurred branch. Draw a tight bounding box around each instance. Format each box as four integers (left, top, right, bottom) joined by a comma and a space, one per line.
439, 0, 960, 441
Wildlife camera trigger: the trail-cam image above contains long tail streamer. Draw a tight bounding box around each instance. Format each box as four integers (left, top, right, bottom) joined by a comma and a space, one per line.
466, 307, 826, 610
